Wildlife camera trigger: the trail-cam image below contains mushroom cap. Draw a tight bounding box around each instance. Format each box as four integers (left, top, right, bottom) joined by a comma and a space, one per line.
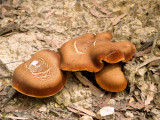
95, 63, 127, 92
12, 50, 66, 98
114, 41, 136, 62
60, 32, 136, 73
90, 40, 136, 64
59, 32, 115, 72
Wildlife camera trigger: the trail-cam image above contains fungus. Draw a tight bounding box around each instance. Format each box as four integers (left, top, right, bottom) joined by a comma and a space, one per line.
95, 63, 127, 92
90, 40, 136, 64
12, 50, 66, 98
59, 33, 99, 72
94, 40, 136, 92
59, 32, 135, 72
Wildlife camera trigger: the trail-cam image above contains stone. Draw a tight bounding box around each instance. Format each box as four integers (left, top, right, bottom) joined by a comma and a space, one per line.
125, 111, 134, 118
97, 106, 115, 119
79, 115, 93, 120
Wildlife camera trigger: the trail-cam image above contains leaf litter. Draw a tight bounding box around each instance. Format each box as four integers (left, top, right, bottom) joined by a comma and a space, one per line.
0, 0, 160, 119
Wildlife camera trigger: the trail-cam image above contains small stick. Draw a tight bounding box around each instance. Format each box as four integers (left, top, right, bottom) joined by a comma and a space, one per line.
74, 72, 104, 97
136, 57, 160, 71
2, 88, 17, 107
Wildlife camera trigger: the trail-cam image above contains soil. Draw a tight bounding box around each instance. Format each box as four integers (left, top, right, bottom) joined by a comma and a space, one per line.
0, 0, 160, 120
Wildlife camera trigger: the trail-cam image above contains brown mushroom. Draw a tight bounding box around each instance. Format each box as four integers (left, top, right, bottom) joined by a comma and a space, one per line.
90, 40, 136, 64
12, 50, 66, 98
59, 32, 125, 72
95, 63, 127, 92
94, 41, 136, 92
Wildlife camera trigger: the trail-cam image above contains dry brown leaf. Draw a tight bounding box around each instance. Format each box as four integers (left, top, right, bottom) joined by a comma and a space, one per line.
5, 116, 29, 120
67, 107, 88, 116
128, 102, 145, 109
74, 72, 103, 97
134, 46, 152, 57
147, 59, 160, 68
45, 9, 55, 19
136, 57, 160, 70
89, 8, 109, 18
67, 106, 96, 118
145, 83, 155, 105
76, 107, 96, 117
100, 93, 112, 107
112, 14, 127, 25
90, 0, 111, 16
0, 91, 7, 96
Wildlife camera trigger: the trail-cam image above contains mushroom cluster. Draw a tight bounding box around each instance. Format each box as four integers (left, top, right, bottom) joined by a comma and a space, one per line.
59, 32, 136, 92
12, 32, 136, 97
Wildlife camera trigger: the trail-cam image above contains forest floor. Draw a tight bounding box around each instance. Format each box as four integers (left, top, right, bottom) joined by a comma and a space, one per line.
0, 0, 160, 120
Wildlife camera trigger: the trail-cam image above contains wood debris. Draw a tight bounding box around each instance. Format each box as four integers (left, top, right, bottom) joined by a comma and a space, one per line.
134, 46, 152, 57
67, 106, 96, 118
136, 56, 160, 70
145, 83, 155, 105
5, 116, 29, 120
112, 14, 127, 25
2, 88, 17, 107
89, 8, 109, 18
74, 72, 104, 97
45, 9, 55, 19
90, 0, 111, 16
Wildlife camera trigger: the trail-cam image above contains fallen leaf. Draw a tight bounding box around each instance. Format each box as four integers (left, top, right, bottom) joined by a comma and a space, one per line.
147, 59, 160, 68
136, 57, 160, 71
134, 46, 152, 57
5, 116, 29, 120
100, 93, 112, 107
89, 8, 109, 18
90, 0, 111, 16
74, 72, 103, 97
45, 9, 55, 19
0, 91, 7, 96
128, 102, 145, 109
67, 106, 96, 118
67, 107, 88, 116
112, 14, 127, 25
145, 83, 155, 105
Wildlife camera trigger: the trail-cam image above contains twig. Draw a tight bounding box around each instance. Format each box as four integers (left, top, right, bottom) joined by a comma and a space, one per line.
0, 23, 19, 36
90, 0, 111, 16
2, 88, 17, 107
134, 46, 152, 57
5, 116, 29, 120
45, 9, 54, 19
136, 57, 160, 71
67, 106, 96, 118
138, 37, 154, 51
64, 112, 72, 120
74, 72, 104, 97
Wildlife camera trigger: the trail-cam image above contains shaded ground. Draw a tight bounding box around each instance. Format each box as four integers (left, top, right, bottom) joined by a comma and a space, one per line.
0, 0, 160, 119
